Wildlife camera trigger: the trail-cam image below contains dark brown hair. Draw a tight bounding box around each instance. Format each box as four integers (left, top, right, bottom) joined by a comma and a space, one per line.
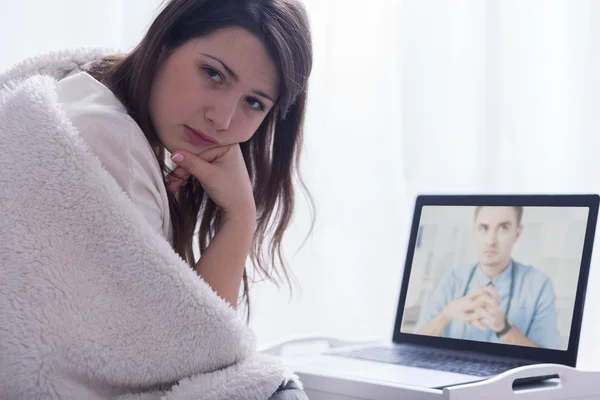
86, 0, 314, 321
474, 206, 524, 225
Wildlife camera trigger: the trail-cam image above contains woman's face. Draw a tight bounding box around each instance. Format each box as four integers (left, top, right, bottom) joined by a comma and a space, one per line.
149, 27, 279, 155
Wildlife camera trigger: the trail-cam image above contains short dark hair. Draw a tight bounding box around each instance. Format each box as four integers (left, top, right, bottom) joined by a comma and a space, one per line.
474, 206, 523, 225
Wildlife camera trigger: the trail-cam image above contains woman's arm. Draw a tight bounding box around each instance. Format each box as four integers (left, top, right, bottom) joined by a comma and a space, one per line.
193, 211, 256, 308
170, 146, 257, 308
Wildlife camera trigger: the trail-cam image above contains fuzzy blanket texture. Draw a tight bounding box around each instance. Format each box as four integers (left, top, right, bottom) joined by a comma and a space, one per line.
0, 48, 296, 400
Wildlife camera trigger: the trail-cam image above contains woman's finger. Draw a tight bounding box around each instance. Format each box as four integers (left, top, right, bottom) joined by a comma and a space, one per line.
166, 166, 192, 193
167, 176, 190, 193
170, 149, 225, 184
170, 166, 192, 180
167, 182, 179, 193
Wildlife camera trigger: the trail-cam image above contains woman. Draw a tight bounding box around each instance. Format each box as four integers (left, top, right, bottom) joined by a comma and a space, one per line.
80, 0, 313, 316
0, 0, 312, 398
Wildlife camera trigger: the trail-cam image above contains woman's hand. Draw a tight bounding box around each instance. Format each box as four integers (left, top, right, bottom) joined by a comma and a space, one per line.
169, 145, 256, 220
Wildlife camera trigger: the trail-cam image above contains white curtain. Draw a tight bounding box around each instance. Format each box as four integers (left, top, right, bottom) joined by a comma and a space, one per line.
3, 0, 600, 369
0, 0, 163, 71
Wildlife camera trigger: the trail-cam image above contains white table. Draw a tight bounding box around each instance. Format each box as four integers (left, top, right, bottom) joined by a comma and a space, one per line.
263, 336, 600, 400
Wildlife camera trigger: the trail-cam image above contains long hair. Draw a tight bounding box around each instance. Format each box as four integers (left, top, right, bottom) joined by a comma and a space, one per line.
86, 0, 314, 321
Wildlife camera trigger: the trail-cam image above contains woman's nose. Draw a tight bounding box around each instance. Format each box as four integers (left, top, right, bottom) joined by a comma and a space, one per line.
205, 98, 236, 131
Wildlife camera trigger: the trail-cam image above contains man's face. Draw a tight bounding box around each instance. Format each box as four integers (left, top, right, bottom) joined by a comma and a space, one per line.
473, 207, 522, 269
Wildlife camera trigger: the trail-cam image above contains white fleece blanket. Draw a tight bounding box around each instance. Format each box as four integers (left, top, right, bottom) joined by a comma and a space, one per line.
0, 49, 296, 400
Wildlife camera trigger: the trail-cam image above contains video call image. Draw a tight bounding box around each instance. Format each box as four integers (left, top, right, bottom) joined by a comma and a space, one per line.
400, 205, 589, 350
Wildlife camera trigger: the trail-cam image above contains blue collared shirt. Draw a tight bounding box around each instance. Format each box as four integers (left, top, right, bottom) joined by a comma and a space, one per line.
414, 260, 561, 349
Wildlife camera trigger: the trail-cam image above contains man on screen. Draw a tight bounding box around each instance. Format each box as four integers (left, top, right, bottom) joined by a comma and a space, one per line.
414, 206, 561, 349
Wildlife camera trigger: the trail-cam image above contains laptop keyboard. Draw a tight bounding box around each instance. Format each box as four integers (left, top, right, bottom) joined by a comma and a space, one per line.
331, 346, 527, 377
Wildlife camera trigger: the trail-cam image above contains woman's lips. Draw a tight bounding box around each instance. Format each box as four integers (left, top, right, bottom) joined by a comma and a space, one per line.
184, 125, 217, 147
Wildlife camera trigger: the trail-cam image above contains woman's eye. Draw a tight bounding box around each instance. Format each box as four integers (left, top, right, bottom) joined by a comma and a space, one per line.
204, 67, 223, 83
247, 97, 265, 111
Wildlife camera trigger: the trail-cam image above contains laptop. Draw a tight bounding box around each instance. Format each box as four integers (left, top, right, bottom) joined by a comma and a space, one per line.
281, 194, 599, 389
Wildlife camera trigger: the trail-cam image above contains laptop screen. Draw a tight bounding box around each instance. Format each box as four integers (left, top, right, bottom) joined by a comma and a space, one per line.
399, 205, 590, 351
